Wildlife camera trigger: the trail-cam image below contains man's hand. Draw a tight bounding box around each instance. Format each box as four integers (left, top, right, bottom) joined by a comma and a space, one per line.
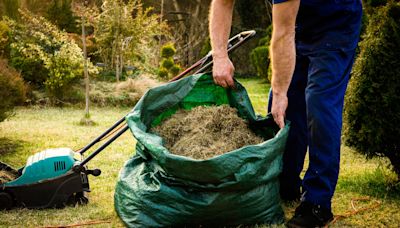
271, 92, 288, 129
212, 56, 235, 88
209, 0, 235, 88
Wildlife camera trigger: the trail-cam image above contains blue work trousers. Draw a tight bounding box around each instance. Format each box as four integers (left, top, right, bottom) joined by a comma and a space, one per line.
268, 47, 356, 210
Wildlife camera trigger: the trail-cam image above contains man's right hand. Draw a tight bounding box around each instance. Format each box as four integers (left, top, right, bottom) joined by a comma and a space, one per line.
212, 56, 235, 88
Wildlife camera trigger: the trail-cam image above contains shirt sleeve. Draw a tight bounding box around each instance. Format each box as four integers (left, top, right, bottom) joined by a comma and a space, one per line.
272, 0, 289, 3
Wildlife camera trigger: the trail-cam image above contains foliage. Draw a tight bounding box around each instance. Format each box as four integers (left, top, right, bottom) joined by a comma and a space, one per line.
0, 20, 10, 57
365, 0, 388, 8
157, 67, 169, 79
0, 59, 26, 122
250, 46, 270, 81
200, 37, 211, 57
46, 0, 78, 33
343, 2, 400, 177
95, 0, 168, 76
157, 43, 181, 79
5, 10, 97, 99
160, 43, 176, 58
1, 78, 400, 227
5, 17, 49, 86
160, 58, 174, 69
170, 64, 181, 76
249, 26, 272, 81
236, 0, 271, 29
0, 0, 20, 20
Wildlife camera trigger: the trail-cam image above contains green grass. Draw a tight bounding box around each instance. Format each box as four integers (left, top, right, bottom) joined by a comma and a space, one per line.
237, 77, 270, 116
0, 77, 399, 227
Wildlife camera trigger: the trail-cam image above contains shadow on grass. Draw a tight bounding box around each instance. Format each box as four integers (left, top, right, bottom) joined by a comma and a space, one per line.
0, 137, 25, 157
337, 167, 400, 200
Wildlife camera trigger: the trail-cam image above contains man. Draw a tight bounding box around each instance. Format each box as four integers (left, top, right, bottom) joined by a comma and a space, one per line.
209, 0, 362, 227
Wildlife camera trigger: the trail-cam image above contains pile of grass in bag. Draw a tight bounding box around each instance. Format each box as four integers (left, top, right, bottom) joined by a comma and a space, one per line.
151, 105, 264, 159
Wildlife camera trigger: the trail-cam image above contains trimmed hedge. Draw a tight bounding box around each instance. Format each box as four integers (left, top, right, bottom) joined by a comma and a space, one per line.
343, 2, 400, 177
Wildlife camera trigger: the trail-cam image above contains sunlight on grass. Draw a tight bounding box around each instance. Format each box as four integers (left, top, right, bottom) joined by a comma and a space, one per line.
237, 77, 270, 116
0, 107, 132, 227
0, 78, 399, 227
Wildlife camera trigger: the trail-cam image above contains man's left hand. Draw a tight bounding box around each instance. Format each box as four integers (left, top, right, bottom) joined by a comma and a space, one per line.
271, 92, 288, 128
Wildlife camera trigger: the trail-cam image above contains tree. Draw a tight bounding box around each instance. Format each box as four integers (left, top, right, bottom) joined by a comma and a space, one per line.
46, 0, 78, 33
72, 0, 99, 124
343, 2, 400, 177
95, 0, 168, 81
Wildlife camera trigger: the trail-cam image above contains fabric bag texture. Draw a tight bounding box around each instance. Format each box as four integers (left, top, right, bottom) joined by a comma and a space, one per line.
114, 73, 289, 227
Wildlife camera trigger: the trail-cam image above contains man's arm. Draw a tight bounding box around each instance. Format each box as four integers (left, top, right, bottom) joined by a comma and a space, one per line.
270, 0, 300, 128
209, 0, 235, 88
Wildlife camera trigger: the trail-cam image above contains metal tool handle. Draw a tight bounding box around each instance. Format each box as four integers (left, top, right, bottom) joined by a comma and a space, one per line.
170, 30, 256, 81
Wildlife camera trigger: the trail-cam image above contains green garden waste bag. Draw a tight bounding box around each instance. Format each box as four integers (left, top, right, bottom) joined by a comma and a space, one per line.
114, 73, 290, 227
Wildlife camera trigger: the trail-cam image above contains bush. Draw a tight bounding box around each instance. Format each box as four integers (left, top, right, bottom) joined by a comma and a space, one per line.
157, 67, 169, 79
0, 20, 10, 57
250, 46, 270, 80
160, 43, 176, 58
0, 59, 27, 121
161, 58, 174, 69
249, 25, 272, 81
200, 37, 211, 57
365, 0, 387, 8
158, 43, 180, 79
10, 52, 49, 87
5, 10, 97, 99
343, 2, 400, 177
170, 64, 181, 76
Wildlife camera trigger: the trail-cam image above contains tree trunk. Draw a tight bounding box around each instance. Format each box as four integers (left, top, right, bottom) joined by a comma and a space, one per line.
82, 14, 90, 118
116, 50, 120, 83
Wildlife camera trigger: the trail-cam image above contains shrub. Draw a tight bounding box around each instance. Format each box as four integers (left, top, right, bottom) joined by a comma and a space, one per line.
157, 67, 169, 79
250, 25, 272, 81
343, 2, 400, 177
161, 58, 174, 69
200, 37, 211, 57
5, 10, 97, 99
250, 46, 270, 80
160, 43, 176, 59
9, 53, 49, 87
0, 59, 27, 121
365, 0, 387, 8
170, 64, 181, 76
0, 20, 10, 57
158, 43, 181, 79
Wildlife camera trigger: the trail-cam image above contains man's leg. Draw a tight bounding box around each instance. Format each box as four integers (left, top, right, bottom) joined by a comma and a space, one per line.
269, 53, 309, 201
302, 49, 356, 210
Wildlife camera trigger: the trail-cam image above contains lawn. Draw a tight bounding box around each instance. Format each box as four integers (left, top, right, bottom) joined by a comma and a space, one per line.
0, 77, 399, 227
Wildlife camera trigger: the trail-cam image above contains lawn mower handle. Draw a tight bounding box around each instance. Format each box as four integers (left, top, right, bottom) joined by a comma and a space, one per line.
170, 30, 256, 81
76, 30, 257, 169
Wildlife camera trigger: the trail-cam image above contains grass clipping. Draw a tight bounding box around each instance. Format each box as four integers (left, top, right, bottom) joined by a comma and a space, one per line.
151, 105, 264, 159
0, 170, 17, 184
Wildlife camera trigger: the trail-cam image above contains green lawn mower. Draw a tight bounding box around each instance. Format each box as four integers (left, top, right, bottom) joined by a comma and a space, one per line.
0, 30, 256, 210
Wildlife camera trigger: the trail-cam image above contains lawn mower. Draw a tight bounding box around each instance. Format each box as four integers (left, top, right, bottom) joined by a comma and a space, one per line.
0, 30, 256, 210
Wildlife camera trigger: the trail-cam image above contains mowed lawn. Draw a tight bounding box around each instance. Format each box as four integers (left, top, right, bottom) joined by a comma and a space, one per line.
0, 77, 399, 227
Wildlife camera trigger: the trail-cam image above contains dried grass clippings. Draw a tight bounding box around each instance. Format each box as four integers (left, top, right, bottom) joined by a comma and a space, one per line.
151, 105, 264, 159
0, 170, 17, 184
